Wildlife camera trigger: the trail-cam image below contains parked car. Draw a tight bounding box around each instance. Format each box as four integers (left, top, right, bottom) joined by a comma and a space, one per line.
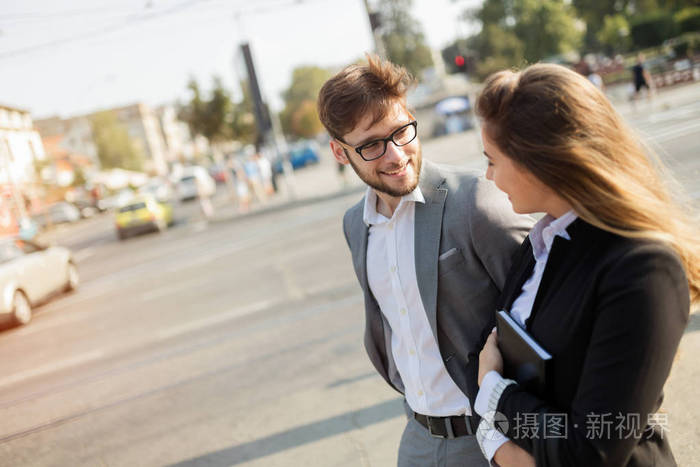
139, 177, 175, 203
175, 166, 215, 201
97, 188, 134, 211
71, 199, 99, 218
115, 194, 173, 240
32, 202, 81, 229
0, 237, 78, 327
272, 140, 321, 174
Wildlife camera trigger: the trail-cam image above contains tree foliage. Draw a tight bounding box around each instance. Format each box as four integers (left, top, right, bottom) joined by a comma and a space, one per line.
230, 80, 258, 145
463, 0, 582, 80
377, 0, 433, 78
180, 76, 233, 144
279, 65, 332, 139
597, 14, 632, 54
89, 111, 144, 171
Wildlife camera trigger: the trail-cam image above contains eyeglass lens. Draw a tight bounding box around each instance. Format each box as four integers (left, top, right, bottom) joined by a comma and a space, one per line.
361, 123, 416, 160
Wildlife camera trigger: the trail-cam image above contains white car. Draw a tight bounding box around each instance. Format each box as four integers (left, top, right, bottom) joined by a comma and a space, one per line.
0, 238, 78, 327
175, 167, 215, 201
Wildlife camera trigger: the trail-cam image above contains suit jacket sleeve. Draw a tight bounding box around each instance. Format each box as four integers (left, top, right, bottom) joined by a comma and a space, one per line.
495, 244, 689, 466
467, 177, 533, 291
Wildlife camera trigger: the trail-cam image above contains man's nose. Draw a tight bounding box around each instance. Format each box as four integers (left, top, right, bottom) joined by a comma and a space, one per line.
383, 140, 407, 164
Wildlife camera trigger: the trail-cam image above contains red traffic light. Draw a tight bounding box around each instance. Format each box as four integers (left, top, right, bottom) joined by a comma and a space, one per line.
454, 55, 465, 67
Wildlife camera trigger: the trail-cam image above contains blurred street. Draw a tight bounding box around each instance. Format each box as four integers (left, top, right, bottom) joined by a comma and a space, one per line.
0, 83, 699, 466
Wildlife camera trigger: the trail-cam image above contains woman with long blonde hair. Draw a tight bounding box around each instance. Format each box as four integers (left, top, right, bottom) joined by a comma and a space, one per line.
473, 63, 699, 466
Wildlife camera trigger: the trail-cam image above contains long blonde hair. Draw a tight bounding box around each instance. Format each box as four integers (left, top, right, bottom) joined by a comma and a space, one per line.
476, 63, 700, 302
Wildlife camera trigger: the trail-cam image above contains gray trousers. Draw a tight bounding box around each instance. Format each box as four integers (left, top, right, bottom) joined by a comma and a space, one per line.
398, 401, 488, 467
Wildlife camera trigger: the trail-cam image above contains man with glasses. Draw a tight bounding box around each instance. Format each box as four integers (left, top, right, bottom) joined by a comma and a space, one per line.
317, 56, 532, 466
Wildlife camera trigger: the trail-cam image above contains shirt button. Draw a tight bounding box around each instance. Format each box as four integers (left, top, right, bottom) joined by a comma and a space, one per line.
409, 349, 415, 356
388, 224, 393, 230
400, 308, 407, 315
417, 390, 424, 396
390, 266, 396, 273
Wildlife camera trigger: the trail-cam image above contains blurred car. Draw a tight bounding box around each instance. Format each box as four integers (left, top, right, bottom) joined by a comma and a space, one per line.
208, 164, 229, 184
0, 237, 78, 327
431, 96, 474, 137
71, 199, 99, 218
272, 140, 321, 174
32, 202, 81, 229
175, 166, 215, 202
139, 177, 175, 203
97, 188, 135, 211
115, 194, 173, 240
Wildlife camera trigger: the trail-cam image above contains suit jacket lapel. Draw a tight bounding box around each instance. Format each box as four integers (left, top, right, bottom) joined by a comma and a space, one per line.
526, 218, 597, 329
501, 237, 536, 312
414, 161, 447, 341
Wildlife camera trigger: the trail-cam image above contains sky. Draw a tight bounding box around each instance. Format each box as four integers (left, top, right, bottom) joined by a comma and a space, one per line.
0, 0, 479, 120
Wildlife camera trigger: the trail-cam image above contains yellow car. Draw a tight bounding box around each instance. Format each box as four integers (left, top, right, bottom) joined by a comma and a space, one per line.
115, 195, 173, 240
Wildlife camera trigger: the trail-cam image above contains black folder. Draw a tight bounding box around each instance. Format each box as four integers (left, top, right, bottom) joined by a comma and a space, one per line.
496, 310, 552, 397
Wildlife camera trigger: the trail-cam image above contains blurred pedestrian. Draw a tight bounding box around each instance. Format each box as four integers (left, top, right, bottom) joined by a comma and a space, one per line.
254, 153, 274, 196
336, 160, 349, 187
317, 55, 533, 467
632, 53, 654, 102
474, 63, 697, 466
587, 70, 605, 91
244, 156, 266, 204
195, 174, 213, 219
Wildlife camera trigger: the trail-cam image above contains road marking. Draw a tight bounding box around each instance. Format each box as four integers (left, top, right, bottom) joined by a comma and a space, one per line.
156, 299, 278, 340
0, 349, 105, 389
647, 121, 700, 143
139, 275, 211, 301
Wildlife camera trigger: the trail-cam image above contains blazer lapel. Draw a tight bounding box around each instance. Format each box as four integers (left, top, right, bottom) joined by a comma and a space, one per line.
414, 162, 447, 340
501, 237, 536, 312
526, 218, 597, 329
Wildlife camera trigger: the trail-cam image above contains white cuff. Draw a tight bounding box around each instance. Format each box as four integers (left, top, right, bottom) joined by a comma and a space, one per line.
476, 419, 509, 462
475, 370, 517, 435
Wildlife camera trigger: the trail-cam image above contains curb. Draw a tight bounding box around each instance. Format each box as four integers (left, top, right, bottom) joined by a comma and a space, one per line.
208, 185, 366, 224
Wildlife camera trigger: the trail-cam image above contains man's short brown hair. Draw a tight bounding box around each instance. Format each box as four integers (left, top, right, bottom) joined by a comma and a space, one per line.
317, 55, 414, 141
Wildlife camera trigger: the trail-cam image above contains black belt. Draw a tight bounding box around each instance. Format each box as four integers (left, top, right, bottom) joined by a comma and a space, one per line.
413, 412, 478, 439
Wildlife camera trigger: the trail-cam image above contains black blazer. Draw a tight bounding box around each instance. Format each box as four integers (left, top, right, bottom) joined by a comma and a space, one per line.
495, 218, 689, 467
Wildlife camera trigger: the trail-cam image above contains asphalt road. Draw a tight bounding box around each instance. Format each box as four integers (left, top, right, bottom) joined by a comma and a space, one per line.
0, 85, 699, 466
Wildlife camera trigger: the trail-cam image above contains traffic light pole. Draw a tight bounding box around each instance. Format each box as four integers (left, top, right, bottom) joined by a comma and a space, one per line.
362, 0, 386, 58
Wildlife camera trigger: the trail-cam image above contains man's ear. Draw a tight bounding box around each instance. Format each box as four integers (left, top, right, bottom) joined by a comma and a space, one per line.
329, 139, 350, 165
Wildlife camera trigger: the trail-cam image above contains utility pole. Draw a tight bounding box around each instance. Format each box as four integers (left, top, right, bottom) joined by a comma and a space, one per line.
238, 42, 296, 199
363, 0, 386, 58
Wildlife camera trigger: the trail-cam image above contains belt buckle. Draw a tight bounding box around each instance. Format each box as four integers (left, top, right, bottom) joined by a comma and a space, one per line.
427, 417, 454, 439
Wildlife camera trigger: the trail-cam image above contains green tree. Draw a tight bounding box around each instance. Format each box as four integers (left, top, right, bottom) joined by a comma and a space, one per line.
90, 111, 144, 171
179, 76, 237, 147
230, 80, 258, 145
279, 65, 332, 139
464, 0, 581, 80
513, 0, 583, 63
597, 14, 632, 54
377, 0, 434, 78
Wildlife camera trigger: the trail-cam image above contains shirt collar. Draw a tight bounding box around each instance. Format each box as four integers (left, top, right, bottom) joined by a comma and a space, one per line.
362, 186, 425, 226
529, 210, 578, 259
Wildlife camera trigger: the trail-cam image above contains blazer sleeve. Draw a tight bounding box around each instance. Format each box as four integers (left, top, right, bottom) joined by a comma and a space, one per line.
467, 177, 533, 291
495, 244, 690, 466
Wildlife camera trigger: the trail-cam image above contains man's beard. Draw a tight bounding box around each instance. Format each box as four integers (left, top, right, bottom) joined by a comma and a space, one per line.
346, 147, 422, 198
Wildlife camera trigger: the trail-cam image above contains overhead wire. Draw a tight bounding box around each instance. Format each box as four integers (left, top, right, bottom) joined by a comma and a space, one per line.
0, 0, 323, 60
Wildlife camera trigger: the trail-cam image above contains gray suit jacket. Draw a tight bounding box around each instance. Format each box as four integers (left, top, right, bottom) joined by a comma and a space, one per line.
342, 160, 532, 406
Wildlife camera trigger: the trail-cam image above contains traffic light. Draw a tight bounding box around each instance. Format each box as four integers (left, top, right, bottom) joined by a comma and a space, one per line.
454, 55, 466, 68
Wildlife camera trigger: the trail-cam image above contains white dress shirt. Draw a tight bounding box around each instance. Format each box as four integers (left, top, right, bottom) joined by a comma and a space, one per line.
364, 186, 472, 417
474, 210, 578, 461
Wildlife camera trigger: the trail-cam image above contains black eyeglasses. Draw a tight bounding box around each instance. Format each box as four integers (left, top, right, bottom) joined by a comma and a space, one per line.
341, 120, 418, 161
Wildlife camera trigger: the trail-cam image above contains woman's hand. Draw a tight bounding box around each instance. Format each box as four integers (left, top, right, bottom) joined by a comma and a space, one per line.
478, 328, 503, 386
